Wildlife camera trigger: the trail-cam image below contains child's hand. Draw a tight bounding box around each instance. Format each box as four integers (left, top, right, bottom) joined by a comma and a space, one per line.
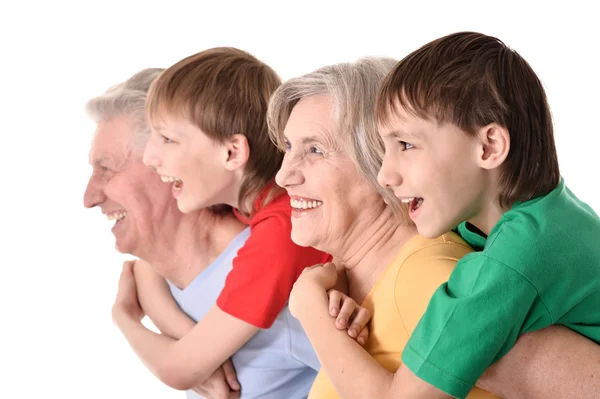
112, 260, 145, 323
289, 262, 338, 319
328, 289, 371, 345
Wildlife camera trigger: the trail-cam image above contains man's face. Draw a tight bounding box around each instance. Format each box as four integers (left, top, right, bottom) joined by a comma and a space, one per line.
83, 115, 175, 256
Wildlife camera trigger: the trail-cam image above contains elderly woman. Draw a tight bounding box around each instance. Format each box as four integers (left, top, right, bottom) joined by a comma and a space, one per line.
267, 57, 600, 399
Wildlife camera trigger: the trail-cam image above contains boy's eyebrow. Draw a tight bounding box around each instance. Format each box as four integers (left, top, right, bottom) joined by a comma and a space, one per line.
385, 129, 422, 140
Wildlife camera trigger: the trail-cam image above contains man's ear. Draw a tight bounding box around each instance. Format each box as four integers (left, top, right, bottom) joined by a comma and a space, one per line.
224, 134, 250, 171
475, 123, 510, 170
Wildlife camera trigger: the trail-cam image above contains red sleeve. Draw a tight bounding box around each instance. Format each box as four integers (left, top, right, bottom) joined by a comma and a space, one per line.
216, 213, 331, 328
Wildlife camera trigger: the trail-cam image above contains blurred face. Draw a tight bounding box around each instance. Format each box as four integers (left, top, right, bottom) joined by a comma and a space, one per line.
83, 116, 175, 255
143, 114, 233, 213
276, 95, 385, 251
377, 107, 487, 238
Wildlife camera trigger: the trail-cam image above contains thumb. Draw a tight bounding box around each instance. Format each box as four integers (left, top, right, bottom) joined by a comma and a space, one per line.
117, 260, 137, 292
321, 262, 338, 288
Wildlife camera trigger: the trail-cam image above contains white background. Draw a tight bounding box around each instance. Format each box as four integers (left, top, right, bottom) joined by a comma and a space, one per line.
1, 1, 598, 397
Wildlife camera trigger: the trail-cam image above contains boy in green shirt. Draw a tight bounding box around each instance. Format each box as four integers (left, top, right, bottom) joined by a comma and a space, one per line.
376, 31, 600, 398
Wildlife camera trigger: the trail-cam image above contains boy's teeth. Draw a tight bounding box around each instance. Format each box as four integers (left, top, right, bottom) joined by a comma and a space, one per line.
160, 175, 182, 184
290, 199, 323, 210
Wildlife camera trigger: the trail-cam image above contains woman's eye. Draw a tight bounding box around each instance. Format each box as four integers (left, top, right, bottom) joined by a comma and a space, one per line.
284, 140, 291, 151
162, 135, 174, 144
309, 145, 323, 155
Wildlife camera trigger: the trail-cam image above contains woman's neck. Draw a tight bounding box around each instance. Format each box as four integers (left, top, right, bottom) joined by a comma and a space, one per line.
331, 207, 418, 304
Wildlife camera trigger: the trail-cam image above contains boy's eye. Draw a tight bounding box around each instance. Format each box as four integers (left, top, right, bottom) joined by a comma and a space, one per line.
162, 135, 173, 144
399, 141, 414, 151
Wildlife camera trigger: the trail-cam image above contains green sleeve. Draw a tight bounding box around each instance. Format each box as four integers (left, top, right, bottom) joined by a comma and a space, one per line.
402, 255, 551, 399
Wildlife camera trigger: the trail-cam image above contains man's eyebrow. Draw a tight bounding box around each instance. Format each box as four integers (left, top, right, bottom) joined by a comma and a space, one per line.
91, 156, 109, 166
92, 156, 123, 169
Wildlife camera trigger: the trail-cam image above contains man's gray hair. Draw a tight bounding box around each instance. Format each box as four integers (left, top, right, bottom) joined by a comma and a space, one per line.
86, 68, 163, 153
268, 57, 409, 221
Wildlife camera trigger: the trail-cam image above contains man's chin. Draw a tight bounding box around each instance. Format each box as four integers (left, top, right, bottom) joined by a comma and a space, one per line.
114, 238, 134, 256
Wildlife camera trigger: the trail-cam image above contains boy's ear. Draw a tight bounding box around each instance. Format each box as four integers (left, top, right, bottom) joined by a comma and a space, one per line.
224, 134, 250, 171
475, 123, 510, 170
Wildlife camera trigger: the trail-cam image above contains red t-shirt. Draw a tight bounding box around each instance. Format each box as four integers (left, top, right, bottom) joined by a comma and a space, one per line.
216, 185, 332, 328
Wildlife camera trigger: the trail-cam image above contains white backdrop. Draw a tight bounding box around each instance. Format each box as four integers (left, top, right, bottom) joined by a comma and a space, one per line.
1, 1, 598, 398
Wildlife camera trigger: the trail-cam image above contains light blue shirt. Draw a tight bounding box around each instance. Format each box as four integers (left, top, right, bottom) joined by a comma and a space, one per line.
167, 228, 320, 399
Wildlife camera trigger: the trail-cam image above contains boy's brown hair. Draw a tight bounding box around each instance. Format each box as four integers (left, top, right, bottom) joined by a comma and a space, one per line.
377, 31, 560, 208
147, 47, 283, 214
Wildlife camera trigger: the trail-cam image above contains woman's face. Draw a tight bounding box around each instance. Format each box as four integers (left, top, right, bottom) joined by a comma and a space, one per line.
275, 95, 386, 253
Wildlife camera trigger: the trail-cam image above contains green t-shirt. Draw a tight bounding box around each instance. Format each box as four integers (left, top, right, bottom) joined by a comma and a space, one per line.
402, 178, 600, 398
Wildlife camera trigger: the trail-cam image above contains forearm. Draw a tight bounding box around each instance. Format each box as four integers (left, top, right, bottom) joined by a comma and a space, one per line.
297, 292, 395, 399
134, 260, 195, 339
477, 325, 600, 399
114, 305, 257, 391
113, 312, 202, 390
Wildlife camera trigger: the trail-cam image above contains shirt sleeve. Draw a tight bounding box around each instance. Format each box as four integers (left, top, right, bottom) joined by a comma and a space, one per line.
402, 255, 552, 399
217, 214, 329, 328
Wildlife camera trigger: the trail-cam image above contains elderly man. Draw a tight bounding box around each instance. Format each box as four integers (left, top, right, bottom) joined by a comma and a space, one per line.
83, 68, 245, 398
83, 69, 319, 399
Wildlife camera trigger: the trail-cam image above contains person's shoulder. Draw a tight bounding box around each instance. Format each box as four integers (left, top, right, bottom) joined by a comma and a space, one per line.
249, 190, 291, 226
401, 232, 474, 261
391, 232, 474, 289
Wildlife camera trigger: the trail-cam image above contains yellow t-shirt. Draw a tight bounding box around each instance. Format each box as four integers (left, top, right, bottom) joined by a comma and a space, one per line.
308, 233, 499, 399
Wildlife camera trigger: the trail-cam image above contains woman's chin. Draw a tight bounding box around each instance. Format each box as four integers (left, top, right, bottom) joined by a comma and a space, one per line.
291, 229, 319, 249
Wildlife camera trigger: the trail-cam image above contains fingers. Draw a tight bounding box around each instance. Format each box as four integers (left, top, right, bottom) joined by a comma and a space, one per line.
356, 324, 369, 346
328, 290, 372, 344
120, 260, 134, 278
335, 294, 357, 330
193, 367, 230, 399
222, 359, 240, 391
122, 259, 136, 272
328, 290, 343, 317
347, 306, 371, 339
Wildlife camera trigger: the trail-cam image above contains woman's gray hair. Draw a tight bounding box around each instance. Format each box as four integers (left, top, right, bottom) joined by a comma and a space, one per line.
268, 57, 410, 222
86, 68, 163, 153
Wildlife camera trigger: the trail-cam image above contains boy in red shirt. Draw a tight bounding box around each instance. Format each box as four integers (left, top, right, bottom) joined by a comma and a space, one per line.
111, 47, 363, 395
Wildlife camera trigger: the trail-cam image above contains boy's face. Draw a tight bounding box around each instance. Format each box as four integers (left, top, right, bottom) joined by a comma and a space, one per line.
143, 113, 234, 214
377, 106, 489, 238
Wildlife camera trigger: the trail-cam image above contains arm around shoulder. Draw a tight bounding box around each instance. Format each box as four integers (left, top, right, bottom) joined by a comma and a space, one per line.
134, 259, 196, 339
477, 325, 600, 399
